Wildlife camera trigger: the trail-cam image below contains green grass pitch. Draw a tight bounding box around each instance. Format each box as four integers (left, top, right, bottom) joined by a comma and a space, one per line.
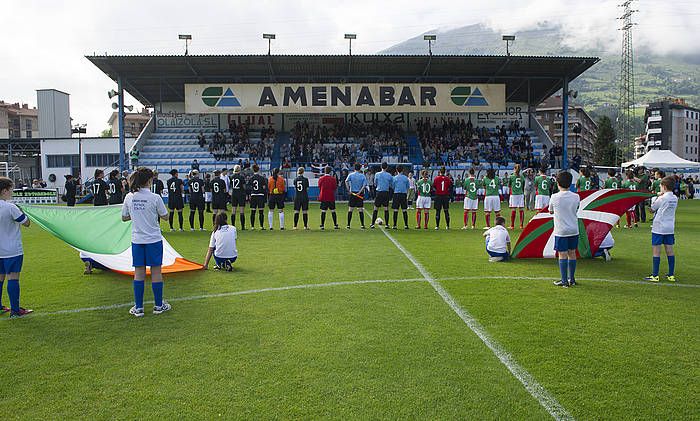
3, 201, 699, 419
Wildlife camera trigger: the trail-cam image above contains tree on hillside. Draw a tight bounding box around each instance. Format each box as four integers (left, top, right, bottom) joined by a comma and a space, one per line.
100, 128, 113, 137
594, 116, 618, 166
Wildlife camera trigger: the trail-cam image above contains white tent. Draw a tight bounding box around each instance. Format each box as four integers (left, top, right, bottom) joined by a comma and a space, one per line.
622, 149, 700, 169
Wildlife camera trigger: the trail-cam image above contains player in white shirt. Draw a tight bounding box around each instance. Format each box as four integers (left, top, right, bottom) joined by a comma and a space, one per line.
483, 216, 511, 262
549, 171, 581, 287
204, 213, 239, 271
0, 177, 32, 318
593, 232, 614, 262
121, 167, 171, 317
645, 176, 678, 282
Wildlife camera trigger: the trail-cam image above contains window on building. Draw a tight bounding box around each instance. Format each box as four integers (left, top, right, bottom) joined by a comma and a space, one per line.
85, 153, 121, 167
25, 131, 32, 139
25, 119, 32, 130
47, 154, 80, 168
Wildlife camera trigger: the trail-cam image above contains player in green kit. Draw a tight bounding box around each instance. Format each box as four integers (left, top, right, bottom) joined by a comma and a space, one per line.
576, 167, 593, 192
415, 170, 432, 229
650, 169, 665, 205
508, 164, 526, 229
622, 171, 639, 228
482, 169, 502, 228
604, 169, 620, 189
534, 167, 552, 211
462, 168, 481, 229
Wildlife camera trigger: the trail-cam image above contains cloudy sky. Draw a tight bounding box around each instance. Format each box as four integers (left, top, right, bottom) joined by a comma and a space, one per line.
3, 0, 698, 135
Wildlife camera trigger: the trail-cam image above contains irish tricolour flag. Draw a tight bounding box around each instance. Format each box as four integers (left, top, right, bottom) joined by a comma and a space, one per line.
512, 189, 654, 259
21, 205, 202, 275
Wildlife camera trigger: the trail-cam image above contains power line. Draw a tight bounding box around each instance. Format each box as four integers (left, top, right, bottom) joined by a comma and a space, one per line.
616, 0, 638, 165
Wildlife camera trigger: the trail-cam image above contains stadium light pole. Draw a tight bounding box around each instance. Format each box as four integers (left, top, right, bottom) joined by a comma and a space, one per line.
263, 33, 276, 55
178, 34, 192, 56
424, 34, 436, 55
502, 35, 515, 56
344, 33, 356, 56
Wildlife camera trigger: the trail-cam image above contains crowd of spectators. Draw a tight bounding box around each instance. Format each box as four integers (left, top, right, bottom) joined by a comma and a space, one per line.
416, 118, 544, 168
196, 122, 275, 162
283, 120, 407, 166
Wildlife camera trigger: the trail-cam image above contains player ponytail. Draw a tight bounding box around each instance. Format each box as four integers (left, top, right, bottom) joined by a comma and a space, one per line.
129, 167, 154, 192
213, 212, 228, 232
273, 167, 280, 181
486, 168, 496, 180
514, 164, 521, 175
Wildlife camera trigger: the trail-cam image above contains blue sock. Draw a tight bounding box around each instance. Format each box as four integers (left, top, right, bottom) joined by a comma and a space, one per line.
152, 282, 163, 307
559, 260, 569, 284
652, 257, 661, 277
0, 280, 3, 307
568, 260, 577, 282
7, 280, 20, 312
133, 280, 145, 309
667, 256, 675, 276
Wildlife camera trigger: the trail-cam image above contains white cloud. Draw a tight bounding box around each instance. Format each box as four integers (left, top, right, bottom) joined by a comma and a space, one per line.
2, 0, 697, 135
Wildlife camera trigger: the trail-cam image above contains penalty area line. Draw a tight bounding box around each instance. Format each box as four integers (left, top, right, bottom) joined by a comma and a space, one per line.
372, 221, 574, 421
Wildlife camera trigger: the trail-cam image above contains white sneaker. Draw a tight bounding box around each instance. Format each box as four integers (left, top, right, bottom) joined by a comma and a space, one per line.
603, 249, 612, 262
488, 256, 504, 262
129, 306, 145, 317
153, 301, 172, 315
461, 226, 468, 230
190, 228, 195, 231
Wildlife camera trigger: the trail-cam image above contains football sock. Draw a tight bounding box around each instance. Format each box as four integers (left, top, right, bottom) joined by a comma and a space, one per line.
347, 211, 353, 225
0, 280, 3, 307
294, 213, 299, 227
152, 281, 163, 307
279, 212, 284, 228
250, 210, 256, 227
568, 259, 577, 282
472, 211, 477, 227
189, 211, 195, 229
558, 260, 568, 284
359, 212, 365, 226
444, 210, 450, 228
206, 203, 211, 212
178, 212, 183, 229
240, 213, 245, 229
393, 210, 399, 226
625, 212, 631, 226
321, 211, 326, 226
331, 212, 337, 226
652, 256, 660, 277
511, 210, 516, 226
519, 209, 525, 226
7, 280, 19, 312
268, 211, 274, 228
371, 210, 378, 224
169, 212, 174, 229
667, 255, 675, 276
384, 210, 389, 225
486, 213, 491, 227
402, 211, 408, 227
258, 210, 264, 228
199, 211, 204, 229
416, 210, 421, 226
232, 213, 237, 227
464, 211, 468, 226
133, 280, 145, 309
435, 211, 441, 228
302, 213, 308, 228
424, 212, 429, 228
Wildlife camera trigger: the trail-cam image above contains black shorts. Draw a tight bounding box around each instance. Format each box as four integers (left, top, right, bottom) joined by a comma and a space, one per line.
268, 194, 285, 209
250, 195, 266, 209
189, 199, 205, 210
320, 201, 336, 211
434, 195, 450, 211
294, 196, 309, 211
348, 194, 364, 208
374, 191, 391, 207
212, 197, 228, 210
231, 194, 246, 207
168, 196, 184, 210
392, 193, 408, 210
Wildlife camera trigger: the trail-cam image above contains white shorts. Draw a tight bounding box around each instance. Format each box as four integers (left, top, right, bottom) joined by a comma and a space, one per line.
484, 196, 501, 212
455, 187, 464, 195
205, 192, 213, 202
477, 188, 485, 196
501, 187, 509, 195
535, 195, 550, 210
416, 196, 432, 209
509, 194, 525, 208
463, 197, 479, 210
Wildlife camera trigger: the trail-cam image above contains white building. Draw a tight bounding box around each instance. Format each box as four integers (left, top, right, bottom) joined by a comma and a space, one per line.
643, 98, 700, 162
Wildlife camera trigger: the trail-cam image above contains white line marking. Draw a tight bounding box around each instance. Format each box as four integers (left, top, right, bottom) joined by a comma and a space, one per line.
7, 278, 425, 319
437, 276, 700, 288
374, 223, 574, 421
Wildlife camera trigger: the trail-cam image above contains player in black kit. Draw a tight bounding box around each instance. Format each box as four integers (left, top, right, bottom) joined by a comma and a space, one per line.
167, 169, 184, 231
92, 169, 109, 206
230, 165, 247, 230
248, 164, 267, 230
211, 170, 229, 226
151, 171, 165, 196
293, 167, 310, 230
107, 170, 124, 205
188, 170, 205, 231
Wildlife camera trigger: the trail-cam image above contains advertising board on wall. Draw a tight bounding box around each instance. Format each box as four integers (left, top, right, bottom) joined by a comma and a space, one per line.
411, 103, 529, 129
155, 112, 218, 129
185, 83, 506, 114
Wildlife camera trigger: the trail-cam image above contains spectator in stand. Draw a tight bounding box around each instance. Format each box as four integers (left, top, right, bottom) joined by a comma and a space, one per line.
197, 131, 206, 148
191, 159, 200, 171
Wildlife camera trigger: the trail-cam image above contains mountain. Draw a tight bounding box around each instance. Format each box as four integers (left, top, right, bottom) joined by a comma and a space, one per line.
380, 23, 700, 115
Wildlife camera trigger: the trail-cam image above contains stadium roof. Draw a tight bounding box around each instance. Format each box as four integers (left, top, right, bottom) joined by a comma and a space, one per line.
86, 54, 599, 106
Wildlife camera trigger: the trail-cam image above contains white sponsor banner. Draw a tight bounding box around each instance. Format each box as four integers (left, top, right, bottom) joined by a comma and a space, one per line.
226, 114, 282, 130
412, 103, 529, 129
185, 83, 505, 114
156, 112, 218, 128
283, 112, 407, 129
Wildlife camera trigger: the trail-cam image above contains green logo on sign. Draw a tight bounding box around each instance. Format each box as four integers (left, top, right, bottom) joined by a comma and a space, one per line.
450, 86, 489, 107
201, 87, 241, 107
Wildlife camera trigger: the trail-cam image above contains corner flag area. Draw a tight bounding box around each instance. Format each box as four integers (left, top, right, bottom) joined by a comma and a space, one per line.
4, 202, 699, 419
